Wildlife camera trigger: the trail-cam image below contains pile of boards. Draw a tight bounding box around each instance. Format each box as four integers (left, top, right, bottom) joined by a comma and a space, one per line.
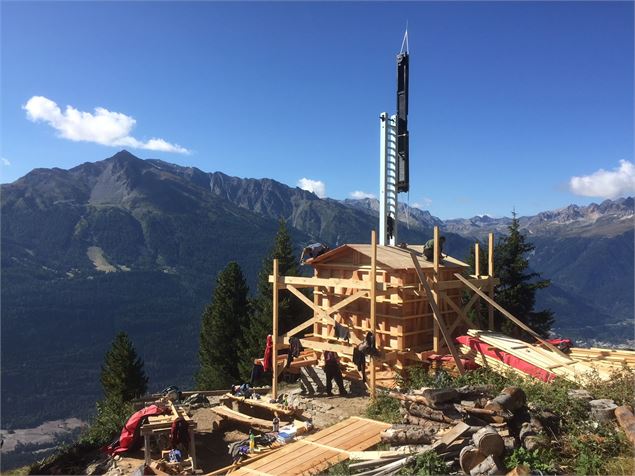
458, 330, 635, 383
347, 385, 554, 476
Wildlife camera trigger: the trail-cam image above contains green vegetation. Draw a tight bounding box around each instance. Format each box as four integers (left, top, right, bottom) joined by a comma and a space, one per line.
505, 447, 556, 474
466, 211, 554, 337
197, 262, 250, 389
369, 365, 635, 475
494, 212, 554, 337
100, 332, 148, 402
239, 218, 309, 381
365, 392, 401, 423
398, 452, 447, 475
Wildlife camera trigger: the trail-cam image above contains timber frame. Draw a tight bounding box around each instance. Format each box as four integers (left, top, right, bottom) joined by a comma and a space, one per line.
269, 226, 501, 399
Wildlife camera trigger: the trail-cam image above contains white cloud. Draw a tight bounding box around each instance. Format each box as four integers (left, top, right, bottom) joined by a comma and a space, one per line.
569, 160, 635, 199
350, 190, 375, 199
297, 178, 326, 198
411, 197, 433, 209
23, 96, 189, 154
1, 157, 10, 166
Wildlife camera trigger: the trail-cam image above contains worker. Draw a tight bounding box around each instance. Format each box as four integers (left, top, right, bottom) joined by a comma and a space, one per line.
423, 236, 445, 261
323, 351, 348, 397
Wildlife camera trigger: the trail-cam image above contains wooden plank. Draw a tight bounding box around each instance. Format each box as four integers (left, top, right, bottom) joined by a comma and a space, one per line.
370, 230, 377, 399
488, 233, 494, 330
436, 277, 500, 291
441, 292, 478, 331
269, 275, 371, 290
432, 422, 471, 450
433, 226, 440, 352
456, 274, 570, 359
221, 393, 298, 417
474, 243, 480, 277
211, 405, 276, 432
411, 252, 465, 374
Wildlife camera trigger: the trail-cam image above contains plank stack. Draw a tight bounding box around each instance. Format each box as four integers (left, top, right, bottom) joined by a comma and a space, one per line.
458, 330, 615, 383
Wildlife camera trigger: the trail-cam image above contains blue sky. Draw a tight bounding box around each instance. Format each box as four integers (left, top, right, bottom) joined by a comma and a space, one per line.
1, 1, 633, 219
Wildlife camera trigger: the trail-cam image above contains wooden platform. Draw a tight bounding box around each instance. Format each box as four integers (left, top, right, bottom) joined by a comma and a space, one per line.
231, 416, 390, 475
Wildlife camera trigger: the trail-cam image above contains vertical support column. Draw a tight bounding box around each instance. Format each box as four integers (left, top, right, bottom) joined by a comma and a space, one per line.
379, 113, 398, 246
272, 258, 279, 400
370, 230, 377, 399
188, 426, 197, 470
474, 243, 480, 277
144, 432, 151, 465
488, 233, 495, 331
432, 226, 440, 352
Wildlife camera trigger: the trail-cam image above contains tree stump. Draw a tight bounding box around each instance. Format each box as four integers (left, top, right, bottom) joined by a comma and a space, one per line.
472, 425, 505, 457
589, 399, 617, 423
459, 445, 487, 474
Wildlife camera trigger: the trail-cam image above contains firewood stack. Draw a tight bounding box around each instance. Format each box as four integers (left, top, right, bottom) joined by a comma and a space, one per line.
383, 386, 552, 475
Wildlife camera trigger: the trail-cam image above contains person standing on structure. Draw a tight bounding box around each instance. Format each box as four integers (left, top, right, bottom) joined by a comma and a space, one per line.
323, 351, 347, 397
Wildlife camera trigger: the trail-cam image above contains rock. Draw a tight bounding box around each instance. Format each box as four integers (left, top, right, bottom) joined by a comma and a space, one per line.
589, 399, 618, 423
523, 435, 548, 451
568, 389, 593, 401
537, 411, 560, 435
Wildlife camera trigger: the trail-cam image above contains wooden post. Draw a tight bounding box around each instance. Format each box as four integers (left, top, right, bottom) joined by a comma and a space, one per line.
474, 243, 480, 277
188, 426, 197, 469
487, 233, 494, 331
432, 226, 440, 352
144, 431, 151, 465
272, 259, 279, 400
370, 230, 377, 399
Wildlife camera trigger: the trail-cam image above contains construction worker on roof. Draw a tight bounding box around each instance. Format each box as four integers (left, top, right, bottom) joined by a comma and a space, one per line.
423, 236, 445, 261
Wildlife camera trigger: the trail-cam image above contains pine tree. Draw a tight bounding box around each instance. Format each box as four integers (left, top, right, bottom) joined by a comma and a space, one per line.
100, 332, 148, 402
493, 212, 554, 337
238, 218, 307, 380
197, 261, 249, 389
82, 332, 147, 445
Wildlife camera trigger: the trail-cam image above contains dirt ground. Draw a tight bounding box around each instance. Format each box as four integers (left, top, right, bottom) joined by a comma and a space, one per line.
104, 386, 373, 475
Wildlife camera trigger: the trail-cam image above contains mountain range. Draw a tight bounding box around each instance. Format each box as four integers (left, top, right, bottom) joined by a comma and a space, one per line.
1, 150, 633, 432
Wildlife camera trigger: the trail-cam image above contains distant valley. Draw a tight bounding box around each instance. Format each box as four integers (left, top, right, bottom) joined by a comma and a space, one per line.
1, 150, 633, 435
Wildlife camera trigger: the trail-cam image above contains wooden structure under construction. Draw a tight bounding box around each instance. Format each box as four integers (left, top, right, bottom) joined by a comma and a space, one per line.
269, 227, 503, 397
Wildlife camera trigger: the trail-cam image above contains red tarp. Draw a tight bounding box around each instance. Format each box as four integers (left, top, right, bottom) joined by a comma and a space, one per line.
105, 404, 166, 455
456, 335, 557, 382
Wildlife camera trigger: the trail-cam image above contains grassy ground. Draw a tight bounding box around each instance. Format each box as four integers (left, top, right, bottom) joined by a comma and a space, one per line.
363, 366, 635, 476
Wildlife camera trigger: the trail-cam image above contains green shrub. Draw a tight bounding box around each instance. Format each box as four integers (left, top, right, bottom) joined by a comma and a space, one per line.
327, 460, 351, 475
398, 452, 447, 476
505, 447, 557, 474
584, 367, 635, 406
79, 397, 134, 446
365, 392, 401, 423
565, 423, 631, 476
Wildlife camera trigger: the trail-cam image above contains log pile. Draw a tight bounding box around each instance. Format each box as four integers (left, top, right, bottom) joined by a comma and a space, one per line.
375, 386, 554, 475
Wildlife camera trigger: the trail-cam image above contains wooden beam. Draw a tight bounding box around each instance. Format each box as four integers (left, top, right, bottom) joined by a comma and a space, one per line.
411, 252, 465, 374
272, 259, 279, 400
436, 277, 500, 291
455, 273, 571, 359
282, 315, 321, 339
288, 338, 354, 356
474, 243, 480, 277
370, 230, 377, 399
488, 233, 494, 330
268, 275, 371, 290
433, 226, 440, 352
440, 292, 478, 332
